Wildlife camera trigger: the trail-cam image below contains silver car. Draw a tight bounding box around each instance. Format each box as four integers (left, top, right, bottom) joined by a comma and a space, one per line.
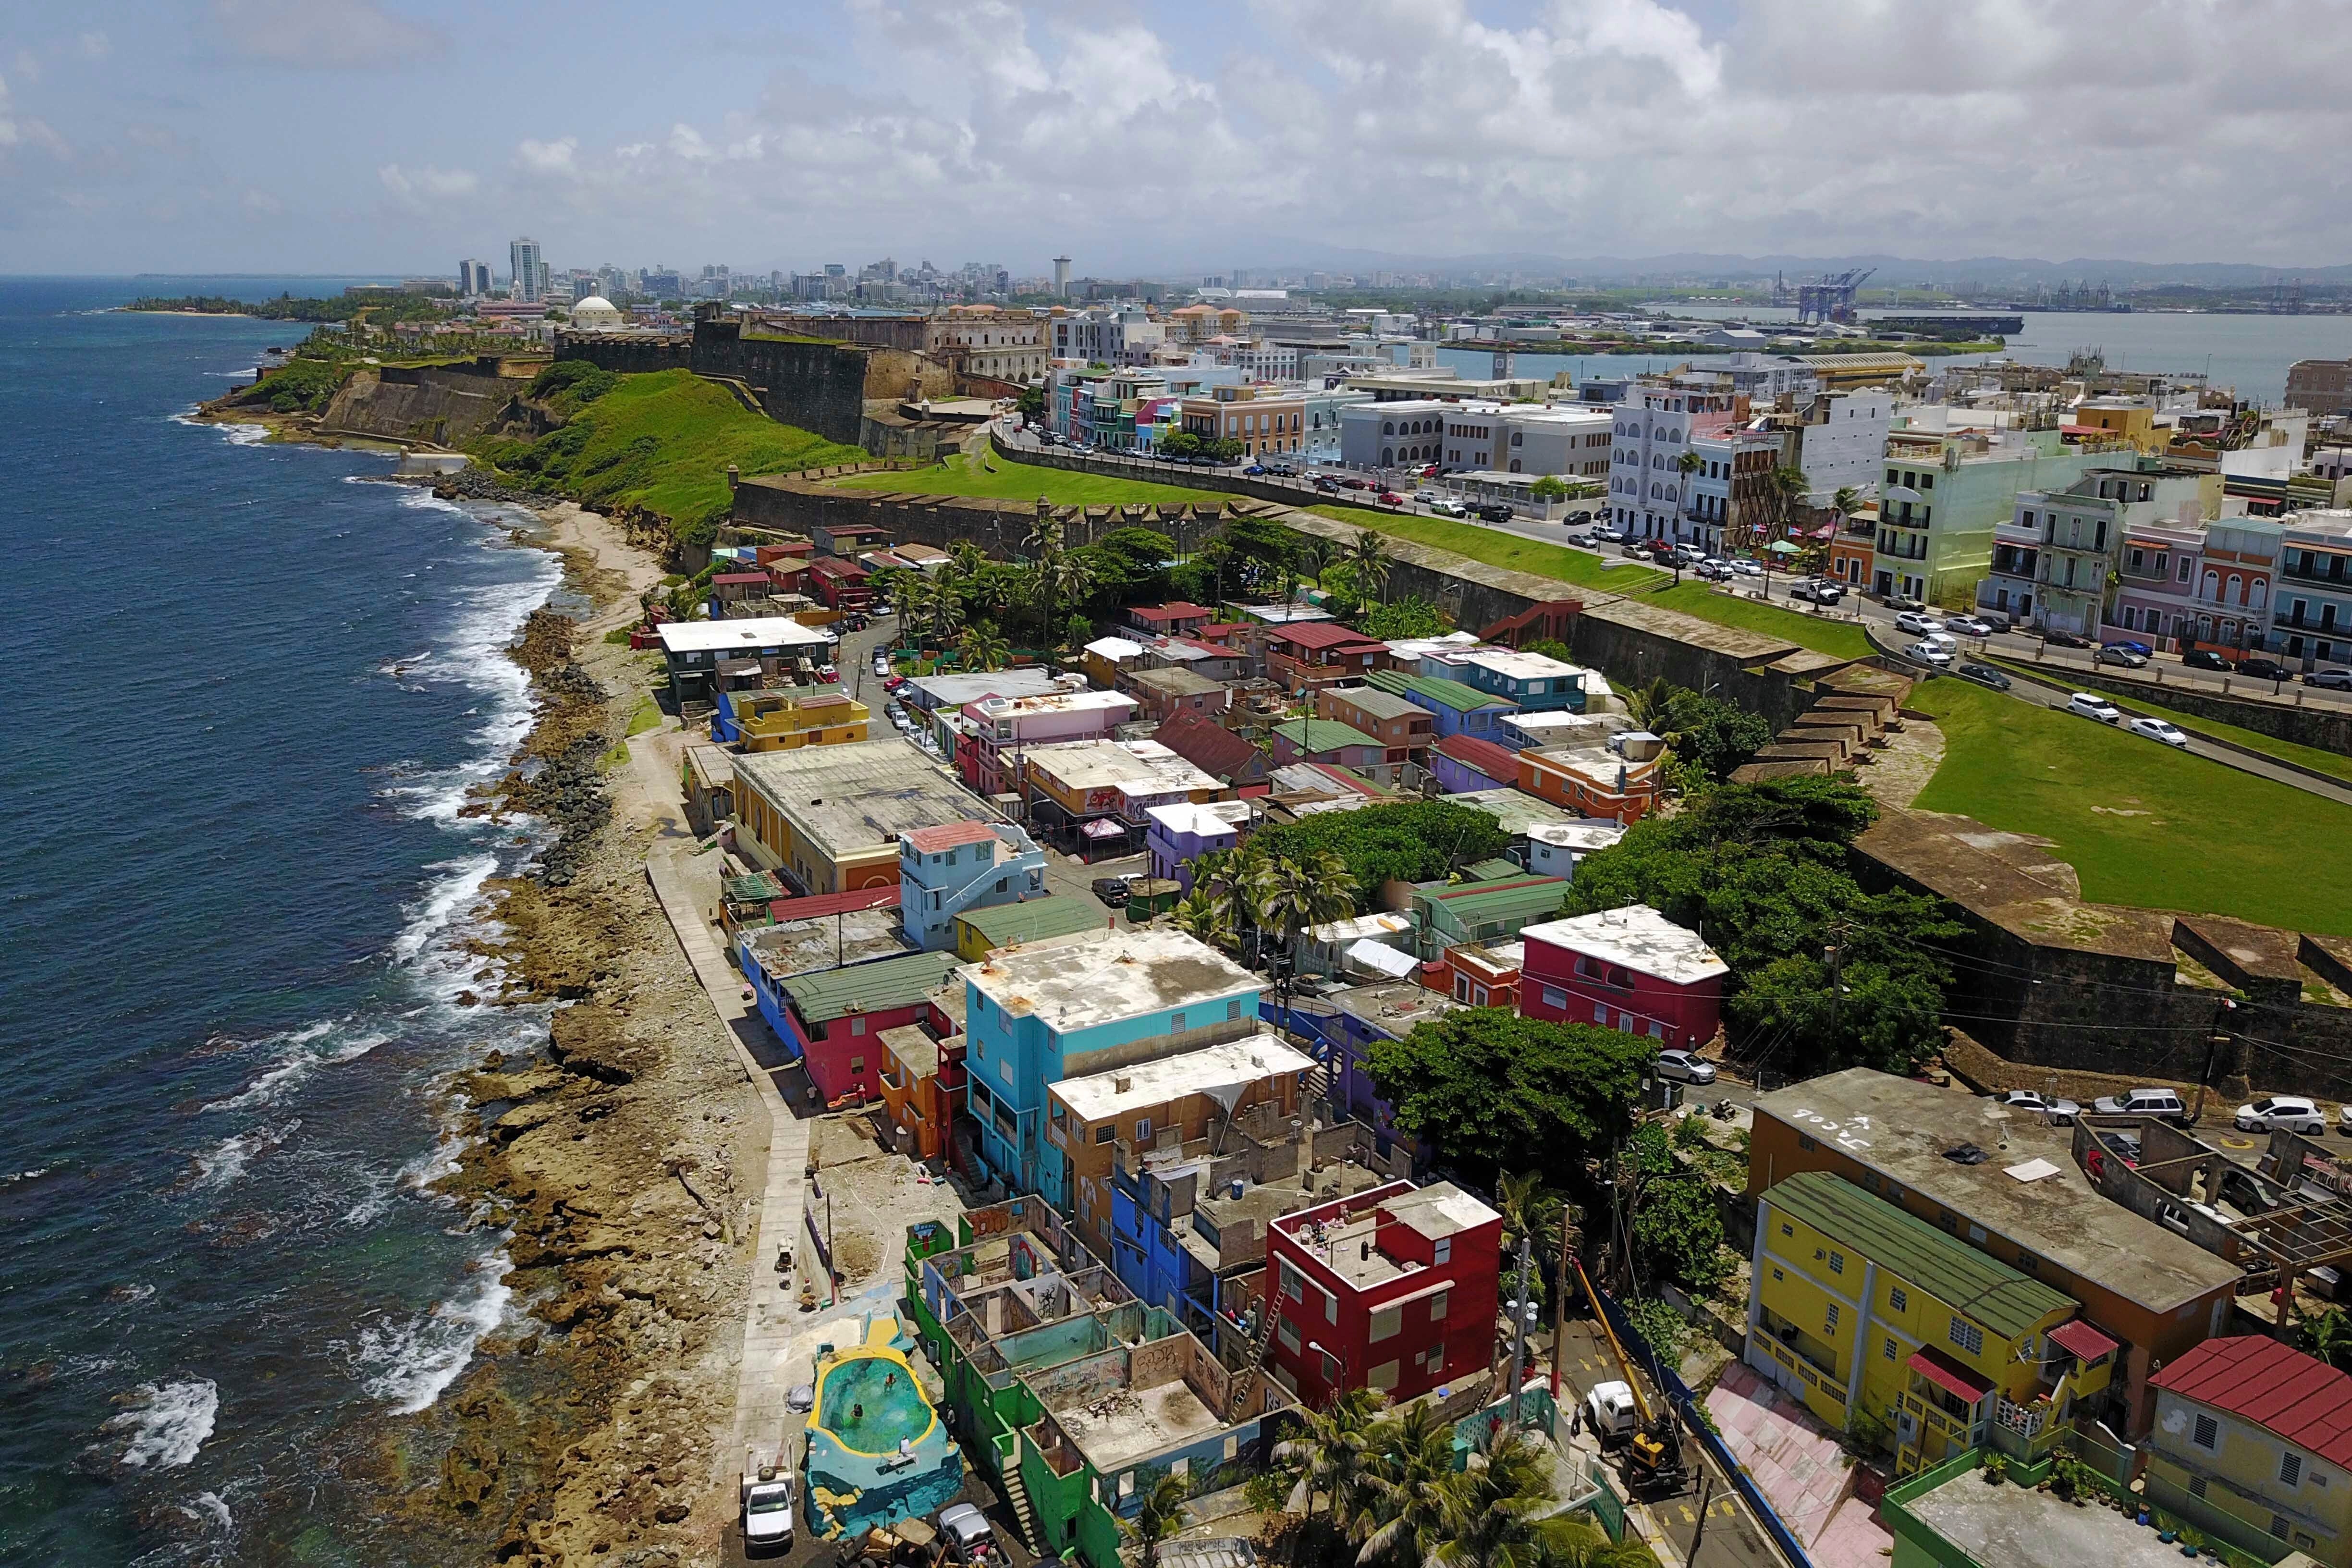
1995, 1089, 2080, 1125
2236, 1096, 2326, 1134
1654, 1049, 1717, 1085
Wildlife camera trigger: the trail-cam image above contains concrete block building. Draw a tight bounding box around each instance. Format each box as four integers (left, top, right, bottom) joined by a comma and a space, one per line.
1519, 905, 1727, 1048
899, 820, 1048, 953
2145, 1336, 2352, 1565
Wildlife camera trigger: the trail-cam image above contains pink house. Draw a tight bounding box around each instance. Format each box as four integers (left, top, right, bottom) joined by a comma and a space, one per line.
1518, 906, 1727, 1049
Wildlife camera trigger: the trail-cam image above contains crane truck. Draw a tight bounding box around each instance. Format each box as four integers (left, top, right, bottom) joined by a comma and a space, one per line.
1571, 1258, 1688, 1497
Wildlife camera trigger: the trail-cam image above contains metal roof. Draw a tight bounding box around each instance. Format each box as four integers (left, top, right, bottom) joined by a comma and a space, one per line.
1368, 669, 1515, 714
1764, 1170, 2072, 1343
1416, 876, 1568, 929
779, 950, 964, 1023
954, 895, 1106, 949
2150, 1336, 2352, 1469
1274, 718, 1382, 753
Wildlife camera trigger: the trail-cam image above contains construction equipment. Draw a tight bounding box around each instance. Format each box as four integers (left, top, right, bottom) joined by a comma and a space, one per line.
1796, 267, 1875, 328
1571, 1257, 1687, 1495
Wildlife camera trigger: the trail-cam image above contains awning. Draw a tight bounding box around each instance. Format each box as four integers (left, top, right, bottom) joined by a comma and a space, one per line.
1080, 819, 1127, 840
1908, 1348, 1993, 1404
1345, 939, 1420, 980
2048, 1319, 2120, 1362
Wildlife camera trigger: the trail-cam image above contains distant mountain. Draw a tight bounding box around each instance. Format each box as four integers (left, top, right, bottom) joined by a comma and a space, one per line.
1216, 242, 2352, 288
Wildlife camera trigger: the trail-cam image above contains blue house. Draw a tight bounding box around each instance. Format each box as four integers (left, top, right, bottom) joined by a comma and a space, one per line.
898, 819, 1048, 952
1265, 982, 1462, 1139
1366, 669, 1517, 741
1448, 649, 1589, 713
960, 928, 1262, 1199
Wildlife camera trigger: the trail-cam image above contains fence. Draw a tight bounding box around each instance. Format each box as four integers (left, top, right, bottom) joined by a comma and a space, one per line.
1592, 1285, 1816, 1568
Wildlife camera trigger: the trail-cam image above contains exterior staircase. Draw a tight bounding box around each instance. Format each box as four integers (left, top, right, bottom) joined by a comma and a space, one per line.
1477, 598, 1582, 648
1223, 1297, 1283, 1421
999, 1450, 1042, 1551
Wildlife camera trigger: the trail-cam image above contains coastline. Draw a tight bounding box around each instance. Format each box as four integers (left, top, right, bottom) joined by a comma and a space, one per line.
200, 382, 764, 1563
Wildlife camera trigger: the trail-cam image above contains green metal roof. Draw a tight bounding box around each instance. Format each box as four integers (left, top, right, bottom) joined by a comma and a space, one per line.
1764, 1171, 2073, 1343
1274, 717, 1382, 753
779, 949, 962, 1023
1368, 669, 1516, 715
1416, 876, 1568, 931
1326, 686, 1429, 723
1462, 858, 1525, 882
954, 894, 1105, 948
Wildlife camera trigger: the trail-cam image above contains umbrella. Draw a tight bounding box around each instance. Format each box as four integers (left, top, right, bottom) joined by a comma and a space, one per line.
1765, 539, 1801, 555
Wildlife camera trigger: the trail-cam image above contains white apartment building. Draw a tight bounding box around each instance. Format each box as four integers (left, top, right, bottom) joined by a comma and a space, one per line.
1340, 400, 1610, 478
1788, 389, 1895, 504
508, 237, 543, 304
1606, 384, 1744, 543
1341, 398, 1453, 469
1050, 307, 1161, 367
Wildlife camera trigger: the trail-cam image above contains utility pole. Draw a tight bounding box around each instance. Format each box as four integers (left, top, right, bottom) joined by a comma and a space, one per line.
1552, 1205, 1580, 1398
1506, 1232, 1533, 1433
2191, 997, 2237, 1125
1688, 1470, 1718, 1561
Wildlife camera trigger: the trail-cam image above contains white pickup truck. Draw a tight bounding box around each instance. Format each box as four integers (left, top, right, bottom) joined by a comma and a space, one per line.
740, 1445, 796, 1556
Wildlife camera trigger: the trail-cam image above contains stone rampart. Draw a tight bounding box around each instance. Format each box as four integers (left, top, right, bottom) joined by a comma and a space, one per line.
317, 359, 535, 447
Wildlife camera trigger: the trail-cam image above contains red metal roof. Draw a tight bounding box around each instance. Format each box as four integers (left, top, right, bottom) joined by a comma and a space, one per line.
1434, 734, 1519, 781
713, 571, 772, 585
1270, 620, 1386, 652
904, 820, 1001, 854
811, 556, 869, 580
1152, 711, 1261, 780
2149, 1336, 2352, 1468
1907, 1347, 1993, 1404
1131, 601, 1212, 622
764, 882, 902, 923
2047, 1318, 2120, 1362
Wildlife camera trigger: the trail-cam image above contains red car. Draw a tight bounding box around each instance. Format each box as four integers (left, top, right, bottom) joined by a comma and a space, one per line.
1340, 477, 1371, 490
1377, 491, 1404, 507
1419, 464, 1441, 478
883, 674, 908, 692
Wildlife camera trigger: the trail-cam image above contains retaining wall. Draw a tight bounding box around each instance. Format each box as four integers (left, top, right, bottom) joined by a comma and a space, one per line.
1992, 656, 2352, 760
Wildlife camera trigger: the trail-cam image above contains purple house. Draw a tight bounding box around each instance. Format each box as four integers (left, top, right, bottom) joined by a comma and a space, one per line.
1144, 800, 1253, 889
1430, 734, 1519, 794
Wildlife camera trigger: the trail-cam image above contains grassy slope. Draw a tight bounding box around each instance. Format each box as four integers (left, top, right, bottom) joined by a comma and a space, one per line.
1983, 657, 2352, 786
1643, 583, 1877, 659
1907, 676, 2352, 936
520, 370, 866, 528
1305, 508, 1666, 593
831, 454, 1232, 507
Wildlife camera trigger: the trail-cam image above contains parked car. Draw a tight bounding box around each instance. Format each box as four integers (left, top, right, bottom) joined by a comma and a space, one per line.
1956, 662, 2012, 690
1565, 532, 1595, 548
1654, 1049, 1717, 1085
1905, 639, 1955, 667
2236, 656, 2292, 681
1590, 524, 1626, 544
1885, 592, 1926, 613
1413, 489, 1443, 505
1340, 477, 1372, 490
1266, 462, 1296, 477
1419, 464, 1443, 478
2067, 692, 2121, 723
1994, 1089, 2080, 1124
1429, 499, 1468, 518
2106, 638, 2154, 657
2097, 645, 2150, 668
2304, 669, 2352, 690
2236, 1096, 2328, 1134
1894, 610, 1945, 636
1944, 614, 1996, 637
2126, 715, 2190, 748
1378, 490, 1407, 507
883, 674, 908, 692
1242, 464, 1268, 476
872, 654, 890, 677
1727, 558, 1763, 577
2092, 1087, 2190, 1123
2182, 649, 2232, 671
1694, 559, 1732, 581
1470, 502, 1515, 523
1788, 577, 1844, 604
1089, 877, 1133, 907
1315, 477, 1341, 494
817, 663, 839, 683
938, 1504, 1000, 1567
2042, 630, 2093, 649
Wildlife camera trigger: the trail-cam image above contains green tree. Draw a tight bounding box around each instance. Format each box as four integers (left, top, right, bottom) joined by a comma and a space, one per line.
2308, 1310, 2352, 1371
1276, 1389, 1388, 1527
1249, 851, 1360, 992
1529, 475, 1569, 502
1171, 887, 1239, 953
956, 624, 1010, 672
1660, 688, 1772, 783
1766, 465, 1810, 542
1127, 1470, 1190, 1568
1247, 801, 1508, 909
1625, 1124, 1731, 1292
1425, 1431, 1587, 1568
1159, 429, 1203, 459
1223, 513, 1298, 577
1090, 527, 1178, 603
1015, 384, 1046, 420
1367, 1011, 1652, 1185
1349, 529, 1392, 607
1354, 1403, 1458, 1568
1360, 597, 1443, 640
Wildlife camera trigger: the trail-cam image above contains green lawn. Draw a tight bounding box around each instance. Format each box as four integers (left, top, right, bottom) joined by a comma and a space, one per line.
1983, 658, 2352, 787
831, 453, 1232, 507
1643, 582, 1877, 660
1908, 676, 2352, 936
1307, 508, 1667, 592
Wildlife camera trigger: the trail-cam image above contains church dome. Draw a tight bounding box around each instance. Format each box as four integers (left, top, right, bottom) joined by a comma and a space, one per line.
572, 295, 614, 314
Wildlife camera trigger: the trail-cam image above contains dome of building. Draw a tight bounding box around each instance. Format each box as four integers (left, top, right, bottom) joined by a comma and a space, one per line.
568, 295, 623, 329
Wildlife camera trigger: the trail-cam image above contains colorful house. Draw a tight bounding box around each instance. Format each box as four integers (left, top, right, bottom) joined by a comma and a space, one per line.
1410, 876, 1570, 961
899, 820, 1049, 952
1145, 799, 1254, 889
1516, 743, 1662, 823
961, 929, 1262, 1198
1367, 669, 1518, 741
1015, 739, 1222, 857
878, 989, 964, 1164
1265, 621, 1388, 694
718, 686, 871, 751
1123, 664, 1232, 723
809, 555, 873, 610
1266, 1179, 1504, 1408
1270, 717, 1386, 769
952, 894, 1107, 961
750, 948, 963, 1106
1452, 649, 1590, 713
1149, 712, 1268, 790
1518, 905, 1725, 1048
1747, 1171, 2108, 1477
963, 690, 1137, 796
1127, 602, 1214, 638
2145, 1336, 2352, 1566
1433, 939, 1522, 1009
1315, 686, 1435, 763
1429, 734, 1519, 793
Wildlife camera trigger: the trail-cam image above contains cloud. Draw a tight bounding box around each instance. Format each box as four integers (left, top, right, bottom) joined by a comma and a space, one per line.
0, 70, 69, 159
242, 188, 283, 215
515, 136, 578, 174
79, 32, 111, 61
209, 0, 442, 67
378, 163, 478, 202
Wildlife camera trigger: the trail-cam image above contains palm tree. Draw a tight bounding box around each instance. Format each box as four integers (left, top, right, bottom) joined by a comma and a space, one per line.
1299, 535, 1333, 588
1349, 529, 1392, 607
1047, 550, 1097, 648
923, 571, 967, 648
948, 540, 988, 577
1424, 1431, 1581, 1568
1833, 485, 1859, 521
1275, 1388, 1387, 1528
1249, 852, 1360, 955
1624, 677, 1677, 735
1767, 465, 1810, 544
957, 624, 1010, 672
2311, 1308, 2352, 1371
1353, 1404, 1457, 1568
1171, 888, 1238, 952
1127, 1469, 1190, 1568
1023, 509, 1066, 562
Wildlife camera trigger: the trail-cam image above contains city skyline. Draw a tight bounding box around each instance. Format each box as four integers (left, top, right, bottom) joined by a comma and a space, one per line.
3, 0, 2351, 276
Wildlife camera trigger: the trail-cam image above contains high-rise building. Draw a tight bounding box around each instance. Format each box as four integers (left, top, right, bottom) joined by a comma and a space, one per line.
1052, 255, 1071, 296
509, 237, 542, 303
457, 258, 491, 296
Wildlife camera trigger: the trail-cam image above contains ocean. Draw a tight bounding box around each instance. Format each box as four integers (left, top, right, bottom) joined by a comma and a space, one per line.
0, 278, 568, 1564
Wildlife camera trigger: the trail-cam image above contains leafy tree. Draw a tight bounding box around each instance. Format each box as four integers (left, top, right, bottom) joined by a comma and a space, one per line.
2308, 1310, 2352, 1372
956, 624, 1010, 672
1660, 688, 1772, 783
1360, 597, 1443, 640
1015, 384, 1046, 419
1425, 1429, 1588, 1568
1354, 1403, 1458, 1568
1626, 1124, 1731, 1292
1528, 475, 1569, 502
1205, 436, 1247, 463
1158, 429, 1203, 459
1246, 801, 1508, 909
1127, 1470, 1190, 1568
1223, 513, 1298, 575
1276, 1389, 1387, 1526
1366, 1011, 1652, 1185
1064, 611, 1095, 649
1089, 527, 1178, 603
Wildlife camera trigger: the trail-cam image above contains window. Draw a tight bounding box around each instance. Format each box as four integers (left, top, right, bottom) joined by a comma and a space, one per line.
1949, 1317, 1984, 1357
1593, 1002, 1609, 1024
1828, 1251, 1845, 1275
1825, 1303, 1840, 1335
2282, 1453, 2303, 1487
2271, 1515, 2291, 1543
1368, 1360, 1400, 1393
1324, 1285, 1338, 1323
1780, 1222, 1794, 1237
1797, 1134, 1817, 1152
1883, 1337, 1898, 1361
2188, 1475, 2208, 1499
1170, 1012, 1186, 1033
1433, 1237, 1452, 1265
1888, 1286, 1908, 1313
1370, 1306, 1401, 1342
2193, 1413, 2219, 1451
1772, 1267, 1784, 1282
1094, 1124, 1114, 1144
849, 1056, 865, 1074
1280, 1262, 1303, 1301
1227, 999, 1242, 1021
1430, 1288, 1450, 1320
1135, 1118, 1152, 1144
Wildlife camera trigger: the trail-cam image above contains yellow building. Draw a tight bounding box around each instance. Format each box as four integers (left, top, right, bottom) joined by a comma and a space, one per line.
2145, 1336, 2352, 1566
1748, 1172, 2116, 1475
2072, 398, 2164, 453
731, 688, 870, 751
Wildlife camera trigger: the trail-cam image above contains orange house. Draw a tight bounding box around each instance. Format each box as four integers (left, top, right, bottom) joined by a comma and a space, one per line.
877, 992, 964, 1165
1516, 745, 1661, 823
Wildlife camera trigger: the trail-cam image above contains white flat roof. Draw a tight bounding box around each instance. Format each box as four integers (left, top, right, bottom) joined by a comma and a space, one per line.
1306, 911, 1415, 945
1050, 1034, 1313, 1123
1085, 637, 1145, 661
1521, 906, 1727, 986
1234, 604, 1335, 625
907, 668, 1068, 707
1345, 939, 1421, 979
972, 689, 1136, 720
1025, 738, 1219, 797
1505, 710, 1616, 737
1462, 649, 1587, 681
656, 616, 834, 654
1144, 800, 1253, 836
1526, 821, 1628, 852
961, 927, 1259, 1032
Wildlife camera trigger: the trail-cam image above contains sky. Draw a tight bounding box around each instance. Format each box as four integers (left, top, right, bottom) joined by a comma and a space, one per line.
4, 0, 2350, 279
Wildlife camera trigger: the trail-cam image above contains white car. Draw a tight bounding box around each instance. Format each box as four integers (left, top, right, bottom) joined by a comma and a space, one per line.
2068, 693, 2122, 723
1906, 639, 1955, 667
1895, 610, 1946, 637
2127, 715, 2189, 748
1654, 1048, 1717, 1085
1727, 558, 1764, 577
1591, 524, 1626, 544
1428, 498, 1468, 517
2237, 1096, 2327, 1135
1994, 1089, 2080, 1124
1414, 489, 1443, 505
1944, 614, 1996, 637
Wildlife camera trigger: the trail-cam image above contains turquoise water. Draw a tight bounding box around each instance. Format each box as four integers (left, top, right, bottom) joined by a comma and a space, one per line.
817, 1357, 932, 1454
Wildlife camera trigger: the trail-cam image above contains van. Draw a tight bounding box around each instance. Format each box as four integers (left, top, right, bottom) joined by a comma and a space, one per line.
2092, 1087, 2190, 1124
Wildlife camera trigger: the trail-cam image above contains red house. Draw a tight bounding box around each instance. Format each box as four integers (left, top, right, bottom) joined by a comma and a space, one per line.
1518, 905, 1728, 1049
1127, 601, 1214, 638
760, 949, 962, 1107
1265, 622, 1389, 695
1266, 1179, 1504, 1409
809, 555, 872, 610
